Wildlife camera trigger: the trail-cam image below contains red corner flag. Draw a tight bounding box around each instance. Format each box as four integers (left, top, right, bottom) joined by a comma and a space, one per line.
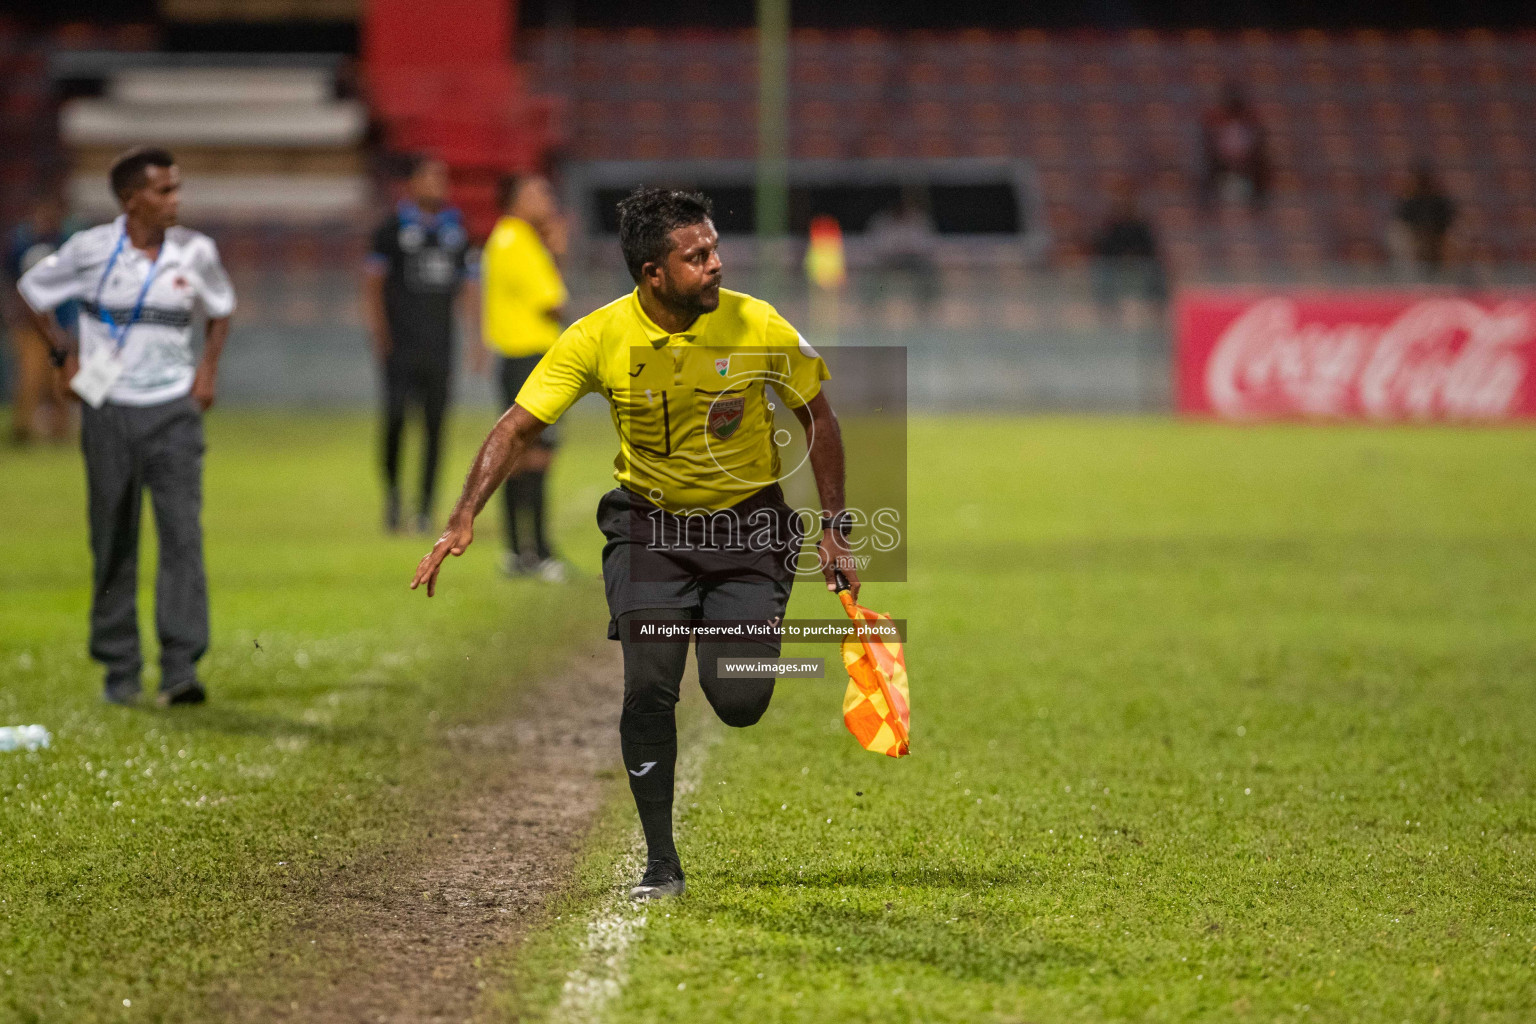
834, 571, 910, 758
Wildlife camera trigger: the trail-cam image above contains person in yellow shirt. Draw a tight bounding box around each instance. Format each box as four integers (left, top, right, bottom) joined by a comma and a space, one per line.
413, 187, 860, 901
481, 174, 569, 580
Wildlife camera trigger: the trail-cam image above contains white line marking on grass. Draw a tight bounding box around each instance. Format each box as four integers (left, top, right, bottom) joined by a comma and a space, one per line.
551, 723, 720, 1024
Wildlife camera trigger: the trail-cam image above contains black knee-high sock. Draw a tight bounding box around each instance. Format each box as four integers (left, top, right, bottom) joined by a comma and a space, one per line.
420, 394, 446, 519
525, 469, 550, 559
382, 409, 404, 494
620, 707, 678, 865
503, 472, 528, 555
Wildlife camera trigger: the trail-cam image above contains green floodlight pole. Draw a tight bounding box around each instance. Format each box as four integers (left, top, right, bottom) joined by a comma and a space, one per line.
756, 0, 790, 298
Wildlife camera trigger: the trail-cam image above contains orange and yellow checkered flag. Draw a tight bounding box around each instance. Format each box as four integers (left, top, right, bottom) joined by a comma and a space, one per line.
834, 571, 910, 758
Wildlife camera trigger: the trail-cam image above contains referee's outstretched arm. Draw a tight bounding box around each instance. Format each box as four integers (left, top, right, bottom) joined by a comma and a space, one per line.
791, 391, 860, 602
410, 402, 549, 596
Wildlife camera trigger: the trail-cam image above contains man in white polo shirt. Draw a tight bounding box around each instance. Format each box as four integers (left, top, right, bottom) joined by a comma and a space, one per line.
15, 146, 234, 706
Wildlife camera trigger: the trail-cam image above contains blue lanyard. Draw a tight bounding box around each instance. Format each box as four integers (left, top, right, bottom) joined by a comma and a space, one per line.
95, 231, 162, 352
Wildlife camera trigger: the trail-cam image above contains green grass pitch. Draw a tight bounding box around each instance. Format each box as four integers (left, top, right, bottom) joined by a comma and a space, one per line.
3, 411, 1535, 1022
0, 409, 613, 1022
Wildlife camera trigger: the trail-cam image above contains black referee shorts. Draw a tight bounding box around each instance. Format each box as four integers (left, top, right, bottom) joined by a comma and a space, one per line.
597, 484, 804, 640
498, 354, 557, 449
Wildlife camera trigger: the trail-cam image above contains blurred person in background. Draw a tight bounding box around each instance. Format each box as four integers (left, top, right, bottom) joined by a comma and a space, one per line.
481, 173, 570, 582
1090, 180, 1166, 322
363, 155, 474, 534
5, 194, 78, 444
1199, 83, 1270, 212
865, 187, 939, 308
14, 147, 234, 706
1390, 164, 1458, 276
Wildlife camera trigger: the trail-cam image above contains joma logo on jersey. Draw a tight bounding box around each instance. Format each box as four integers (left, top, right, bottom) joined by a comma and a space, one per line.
707, 395, 745, 440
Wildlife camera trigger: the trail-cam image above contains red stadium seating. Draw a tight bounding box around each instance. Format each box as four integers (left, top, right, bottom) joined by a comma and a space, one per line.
517, 29, 1536, 273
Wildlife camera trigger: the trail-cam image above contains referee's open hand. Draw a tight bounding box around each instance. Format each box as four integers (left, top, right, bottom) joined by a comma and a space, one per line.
411, 515, 474, 597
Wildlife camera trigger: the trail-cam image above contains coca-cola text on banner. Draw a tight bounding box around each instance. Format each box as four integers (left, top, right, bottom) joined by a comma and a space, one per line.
1175, 289, 1536, 421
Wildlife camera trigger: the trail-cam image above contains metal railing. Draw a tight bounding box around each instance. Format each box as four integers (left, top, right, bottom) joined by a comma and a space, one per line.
35, 236, 1524, 412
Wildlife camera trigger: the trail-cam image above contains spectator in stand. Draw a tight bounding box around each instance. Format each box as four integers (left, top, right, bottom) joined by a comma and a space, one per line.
5, 195, 79, 443
1199, 84, 1270, 212
1391, 164, 1458, 275
866, 188, 939, 307
1090, 181, 1166, 320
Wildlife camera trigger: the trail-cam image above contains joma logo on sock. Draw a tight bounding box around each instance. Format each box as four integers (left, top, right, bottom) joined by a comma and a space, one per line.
628, 761, 657, 777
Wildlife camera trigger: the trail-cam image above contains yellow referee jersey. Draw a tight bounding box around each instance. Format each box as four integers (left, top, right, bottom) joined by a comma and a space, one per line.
516, 288, 830, 512
481, 215, 567, 358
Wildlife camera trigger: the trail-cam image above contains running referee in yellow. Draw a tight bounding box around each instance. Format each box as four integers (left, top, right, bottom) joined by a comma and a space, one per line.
481, 174, 569, 580
413, 187, 860, 900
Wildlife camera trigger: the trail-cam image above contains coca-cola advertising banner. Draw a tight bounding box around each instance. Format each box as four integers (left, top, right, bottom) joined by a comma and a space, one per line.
1175, 290, 1536, 421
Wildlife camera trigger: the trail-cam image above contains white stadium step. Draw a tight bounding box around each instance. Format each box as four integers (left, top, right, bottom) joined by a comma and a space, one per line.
110, 67, 335, 106
68, 172, 368, 221
61, 97, 367, 147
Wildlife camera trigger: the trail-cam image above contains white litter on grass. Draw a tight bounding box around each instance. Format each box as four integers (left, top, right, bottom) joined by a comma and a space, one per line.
0, 726, 50, 752
551, 722, 720, 1024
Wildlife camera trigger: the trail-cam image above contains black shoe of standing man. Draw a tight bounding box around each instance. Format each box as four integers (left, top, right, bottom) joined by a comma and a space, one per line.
157, 679, 207, 707
103, 673, 141, 706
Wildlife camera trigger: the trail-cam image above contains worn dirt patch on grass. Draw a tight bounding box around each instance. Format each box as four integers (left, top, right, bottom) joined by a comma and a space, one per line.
231, 646, 623, 1024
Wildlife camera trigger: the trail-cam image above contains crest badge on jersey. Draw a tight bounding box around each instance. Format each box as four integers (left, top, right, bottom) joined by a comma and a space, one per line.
714, 356, 730, 377
707, 395, 745, 440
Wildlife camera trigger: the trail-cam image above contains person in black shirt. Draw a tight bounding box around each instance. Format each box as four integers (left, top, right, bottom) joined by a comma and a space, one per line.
363, 156, 473, 533
1091, 181, 1166, 318
1394, 164, 1457, 275
1199, 83, 1271, 212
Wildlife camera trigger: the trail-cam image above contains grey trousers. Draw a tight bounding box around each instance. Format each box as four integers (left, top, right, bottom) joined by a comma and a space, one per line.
80, 395, 208, 691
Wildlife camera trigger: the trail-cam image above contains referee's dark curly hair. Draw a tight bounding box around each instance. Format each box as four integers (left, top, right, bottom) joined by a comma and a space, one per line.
617, 187, 714, 282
